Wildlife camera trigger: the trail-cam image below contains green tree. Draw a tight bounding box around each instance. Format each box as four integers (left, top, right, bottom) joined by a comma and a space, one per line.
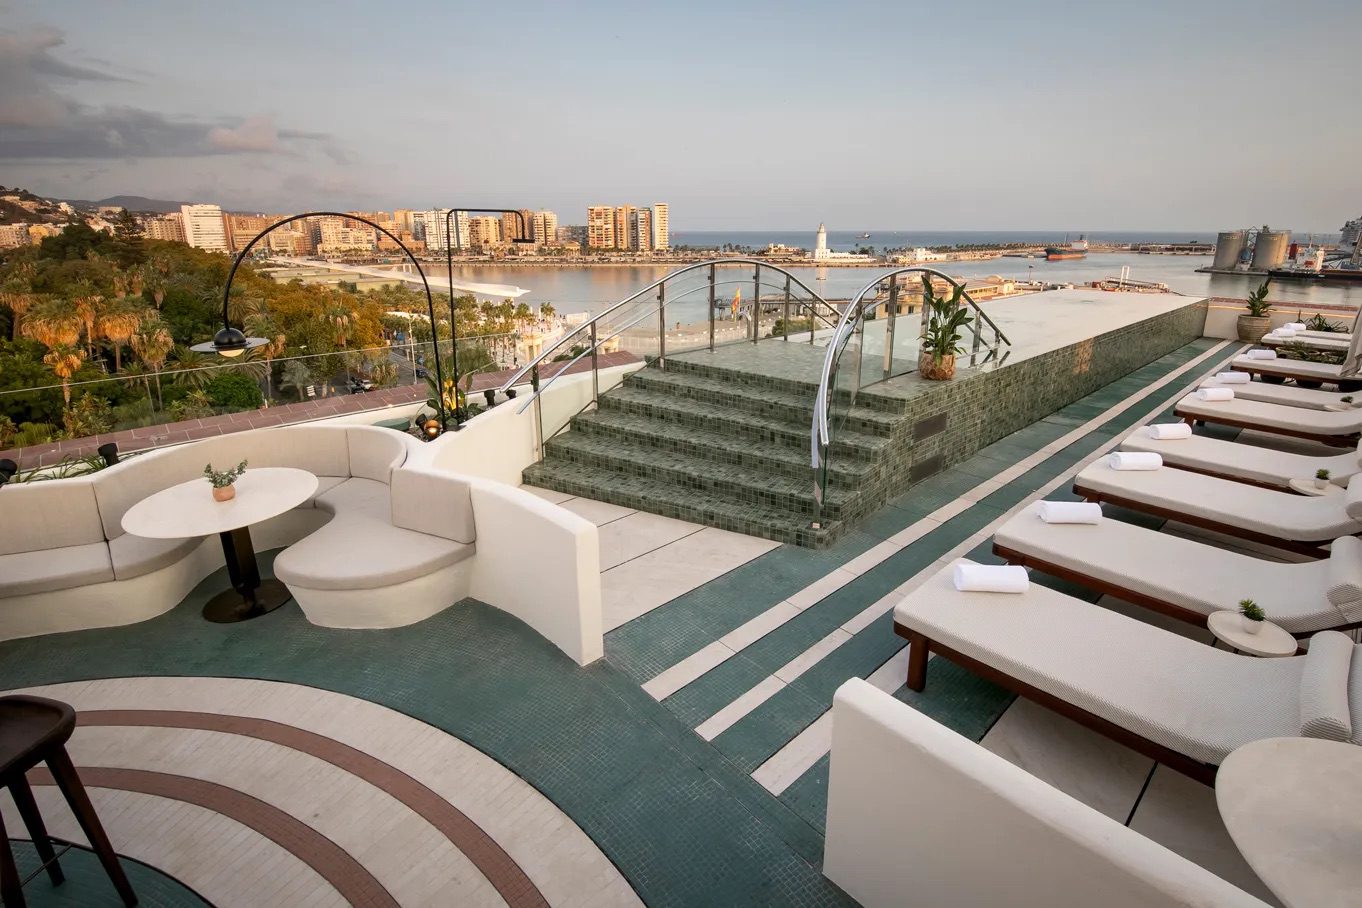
204, 371, 264, 410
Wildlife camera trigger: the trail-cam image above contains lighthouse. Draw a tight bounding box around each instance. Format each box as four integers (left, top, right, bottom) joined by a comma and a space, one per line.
814, 223, 829, 260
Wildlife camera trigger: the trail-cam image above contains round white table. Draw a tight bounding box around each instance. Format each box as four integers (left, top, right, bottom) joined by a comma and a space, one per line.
1206, 611, 1298, 657
121, 467, 318, 623
1287, 477, 1343, 497
1217, 737, 1362, 907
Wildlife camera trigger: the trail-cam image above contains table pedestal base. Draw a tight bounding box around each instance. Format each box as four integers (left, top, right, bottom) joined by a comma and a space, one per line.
203, 579, 292, 624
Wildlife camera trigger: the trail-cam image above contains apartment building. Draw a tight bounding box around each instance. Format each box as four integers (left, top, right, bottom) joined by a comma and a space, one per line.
180, 204, 230, 253
651, 203, 669, 250
587, 206, 616, 249
143, 213, 185, 243
631, 207, 653, 252
532, 210, 559, 246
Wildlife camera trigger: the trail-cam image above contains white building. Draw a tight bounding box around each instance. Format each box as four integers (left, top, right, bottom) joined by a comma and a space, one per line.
631, 207, 653, 252
180, 204, 229, 253
532, 210, 558, 246
652, 203, 669, 250
421, 209, 471, 252
813, 223, 830, 260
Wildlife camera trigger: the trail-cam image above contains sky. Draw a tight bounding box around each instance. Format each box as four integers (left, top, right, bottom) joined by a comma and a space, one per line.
0, 0, 1358, 231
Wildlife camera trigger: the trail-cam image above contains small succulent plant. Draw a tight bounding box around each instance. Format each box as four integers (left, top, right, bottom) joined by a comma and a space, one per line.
1239, 599, 1265, 622
204, 459, 247, 488
1317, 468, 1332, 481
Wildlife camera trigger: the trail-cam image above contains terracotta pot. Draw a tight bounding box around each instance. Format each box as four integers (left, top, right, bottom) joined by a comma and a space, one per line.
212, 484, 235, 502
1236, 314, 1270, 344
1241, 615, 1263, 635
919, 351, 956, 381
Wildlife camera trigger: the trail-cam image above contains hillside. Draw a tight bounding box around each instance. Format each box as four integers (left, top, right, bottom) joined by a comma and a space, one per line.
0, 186, 66, 225
62, 194, 187, 213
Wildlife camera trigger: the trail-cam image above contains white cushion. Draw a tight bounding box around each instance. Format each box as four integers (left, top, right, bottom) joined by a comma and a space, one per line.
1326, 536, 1362, 623
0, 543, 113, 597
315, 477, 390, 518
1300, 631, 1354, 742
302, 475, 348, 508
0, 479, 105, 555
1347, 474, 1362, 521
273, 515, 472, 591
108, 533, 202, 581
345, 426, 410, 483
390, 467, 476, 544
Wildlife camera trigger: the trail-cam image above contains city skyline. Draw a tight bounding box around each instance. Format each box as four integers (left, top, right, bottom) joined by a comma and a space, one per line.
1, 1, 1359, 231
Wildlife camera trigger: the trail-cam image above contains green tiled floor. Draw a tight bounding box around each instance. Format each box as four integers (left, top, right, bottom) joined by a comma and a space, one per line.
8, 841, 209, 907
0, 565, 855, 908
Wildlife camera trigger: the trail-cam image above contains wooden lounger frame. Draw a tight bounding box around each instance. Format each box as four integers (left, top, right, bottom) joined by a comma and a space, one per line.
894, 621, 1218, 786
1173, 405, 1356, 448
1071, 481, 1332, 558
991, 541, 1343, 643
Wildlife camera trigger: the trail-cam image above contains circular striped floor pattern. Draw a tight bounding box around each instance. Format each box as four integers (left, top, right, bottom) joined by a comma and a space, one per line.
2, 678, 642, 908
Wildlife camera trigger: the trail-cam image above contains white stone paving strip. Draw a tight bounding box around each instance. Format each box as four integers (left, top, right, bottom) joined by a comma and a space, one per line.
748, 340, 1237, 794
645, 339, 1235, 706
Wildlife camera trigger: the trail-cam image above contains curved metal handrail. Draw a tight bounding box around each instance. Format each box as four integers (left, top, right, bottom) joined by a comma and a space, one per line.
813, 267, 1011, 456
495, 258, 840, 398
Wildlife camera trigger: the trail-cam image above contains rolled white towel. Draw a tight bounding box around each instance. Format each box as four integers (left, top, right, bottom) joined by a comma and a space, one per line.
1274, 327, 1297, 338
1037, 501, 1102, 524
1146, 423, 1193, 440
953, 563, 1029, 593
1196, 387, 1234, 402
1284, 322, 1306, 331
1215, 371, 1250, 384
1109, 451, 1162, 471
1246, 349, 1278, 360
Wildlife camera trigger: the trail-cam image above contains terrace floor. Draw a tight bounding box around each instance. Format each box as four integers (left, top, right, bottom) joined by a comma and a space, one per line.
0, 333, 1289, 906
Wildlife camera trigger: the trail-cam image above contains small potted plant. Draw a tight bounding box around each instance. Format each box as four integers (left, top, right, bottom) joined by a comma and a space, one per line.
204, 459, 248, 502
918, 275, 974, 381
1239, 598, 1266, 635
1343, 395, 1358, 408
1236, 279, 1272, 344
1316, 468, 1332, 490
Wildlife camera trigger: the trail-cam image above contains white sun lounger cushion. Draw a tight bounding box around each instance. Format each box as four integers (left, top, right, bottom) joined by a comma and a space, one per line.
1299, 631, 1354, 742
1325, 536, 1362, 622
1346, 474, 1362, 521
894, 561, 1306, 765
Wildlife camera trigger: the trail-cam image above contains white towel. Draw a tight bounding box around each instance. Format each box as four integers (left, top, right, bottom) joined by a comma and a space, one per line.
1109, 451, 1162, 471
1146, 423, 1193, 440
1247, 349, 1278, 360
1037, 501, 1102, 524
1196, 387, 1234, 402
1273, 328, 1297, 338
1284, 322, 1306, 331
953, 563, 1029, 593
1214, 371, 1250, 384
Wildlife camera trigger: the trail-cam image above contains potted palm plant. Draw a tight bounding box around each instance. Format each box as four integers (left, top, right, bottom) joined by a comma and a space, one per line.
1237, 279, 1272, 343
204, 459, 247, 502
918, 275, 973, 381
1239, 598, 1266, 635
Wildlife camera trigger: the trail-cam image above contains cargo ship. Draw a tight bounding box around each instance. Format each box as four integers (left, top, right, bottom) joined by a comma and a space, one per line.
1046, 235, 1088, 261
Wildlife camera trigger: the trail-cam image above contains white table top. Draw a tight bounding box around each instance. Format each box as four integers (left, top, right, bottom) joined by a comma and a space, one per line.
121, 467, 318, 539
1287, 477, 1344, 497
1207, 611, 1297, 657
1218, 737, 1362, 908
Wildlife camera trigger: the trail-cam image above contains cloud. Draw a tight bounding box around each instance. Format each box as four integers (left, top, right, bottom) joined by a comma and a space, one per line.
208, 116, 282, 153
0, 26, 341, 163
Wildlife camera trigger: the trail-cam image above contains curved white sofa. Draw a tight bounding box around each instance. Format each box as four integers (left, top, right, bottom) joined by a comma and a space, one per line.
0, 423, 603, 665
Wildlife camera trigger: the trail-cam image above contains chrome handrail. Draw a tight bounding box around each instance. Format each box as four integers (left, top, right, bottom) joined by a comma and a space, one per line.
812, 267, 1011, 458
494, 258, 840, 397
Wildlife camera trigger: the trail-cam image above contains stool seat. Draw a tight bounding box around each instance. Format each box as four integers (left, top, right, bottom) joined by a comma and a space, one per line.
0, 696, 76, 780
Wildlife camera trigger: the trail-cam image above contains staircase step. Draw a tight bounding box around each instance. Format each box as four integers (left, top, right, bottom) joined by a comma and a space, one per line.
542, 431, 857, 519
627, 367, 898, 438
598, 386, 893, 462
660, 354, 913, 416
571, 408, 879, 490
523, 459, 841, 547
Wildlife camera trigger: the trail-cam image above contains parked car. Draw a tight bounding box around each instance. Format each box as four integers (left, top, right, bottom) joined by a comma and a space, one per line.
348, 377, 375, 393
415, 366, 429, 379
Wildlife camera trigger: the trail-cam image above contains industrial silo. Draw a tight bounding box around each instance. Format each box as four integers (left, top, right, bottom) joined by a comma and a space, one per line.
1213, 230, 1246, 270
1251, 228, 1290, 271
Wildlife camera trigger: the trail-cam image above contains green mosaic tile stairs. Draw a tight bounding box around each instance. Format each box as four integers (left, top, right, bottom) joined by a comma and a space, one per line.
542, 432, 860, 519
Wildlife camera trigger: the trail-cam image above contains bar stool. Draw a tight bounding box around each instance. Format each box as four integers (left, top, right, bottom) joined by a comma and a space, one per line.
0, 695, 137, 907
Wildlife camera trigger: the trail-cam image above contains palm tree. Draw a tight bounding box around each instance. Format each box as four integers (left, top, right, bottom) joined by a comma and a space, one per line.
97, 298, 147, 372
42, 345, 85, 406
69, 281, 102, 359
165, 345, 214, 391
539, 302, 556, 321
130, 318, 174, 408
280, 359, 312, 401
0, 278, 35, 340
141, 259, 169, 309
23, 297, 84, 349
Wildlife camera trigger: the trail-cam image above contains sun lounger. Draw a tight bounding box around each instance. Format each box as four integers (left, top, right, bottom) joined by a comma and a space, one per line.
993, 502, 1362, 633
1261, 334, 1351, 352
893, 558, 1361, 783
1175, 392, 1360, 445
1121, 427, 1360, 488
1230, 354, 1359, 387
1200, 376, 1353, 410
1072, 459, 1362, 556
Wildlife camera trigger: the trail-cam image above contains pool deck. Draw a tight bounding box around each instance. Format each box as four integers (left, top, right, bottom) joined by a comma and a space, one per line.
0, 331, 1291, 906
